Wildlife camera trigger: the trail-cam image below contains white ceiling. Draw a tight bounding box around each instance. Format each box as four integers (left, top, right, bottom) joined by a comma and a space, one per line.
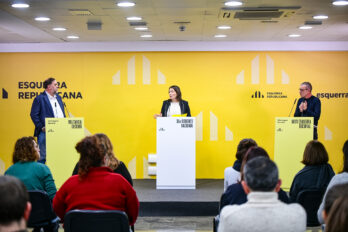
0, 0, 347, 43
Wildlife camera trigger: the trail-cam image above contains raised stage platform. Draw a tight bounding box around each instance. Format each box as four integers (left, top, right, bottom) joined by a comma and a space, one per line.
133, 179, 223, 216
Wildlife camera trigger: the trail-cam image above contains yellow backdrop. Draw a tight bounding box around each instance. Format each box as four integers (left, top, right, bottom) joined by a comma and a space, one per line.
0, 52, 347, 179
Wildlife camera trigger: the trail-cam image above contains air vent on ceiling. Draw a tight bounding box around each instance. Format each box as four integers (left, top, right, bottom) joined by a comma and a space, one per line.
69, 9, 93, 16
305, 21, 322, 25
235, 11, 283, 20
261, 20, 278, 23
129, 22, 147, 26
87, 21, 102, 30
219, 6, 300, 20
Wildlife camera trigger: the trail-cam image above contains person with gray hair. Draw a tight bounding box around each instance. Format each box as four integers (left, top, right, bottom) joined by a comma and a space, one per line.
294, 81, 321, 140
218, 157, 306, 232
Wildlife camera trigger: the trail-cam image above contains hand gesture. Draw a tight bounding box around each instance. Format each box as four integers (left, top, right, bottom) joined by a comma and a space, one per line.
303, 101, 307, 111
153, 113, 162, 119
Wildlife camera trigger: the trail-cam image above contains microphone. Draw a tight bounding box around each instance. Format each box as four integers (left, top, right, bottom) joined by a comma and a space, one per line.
288, 98, 297, 117
54, 102, 58, 118
63, 102, 70, 118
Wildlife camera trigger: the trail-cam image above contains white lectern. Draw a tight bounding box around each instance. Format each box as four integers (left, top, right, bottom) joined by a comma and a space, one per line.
156, 117, 196, 189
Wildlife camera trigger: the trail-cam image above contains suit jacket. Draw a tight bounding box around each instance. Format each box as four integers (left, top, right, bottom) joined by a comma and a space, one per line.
30, 91, 65, 137
160, 100, 191, 117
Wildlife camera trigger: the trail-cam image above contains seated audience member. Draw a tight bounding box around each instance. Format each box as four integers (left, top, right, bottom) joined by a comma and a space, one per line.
5, 136, 57, 200
224, 138, 257, 191
321, 183, 348, 232
72, 133, 133, 186
0, 175, 31, 232
218, 157, 306, 232
289, 140, 335, 203
317, 140, 348, 224
220, 147, 289, 210
53, 135, 139, 225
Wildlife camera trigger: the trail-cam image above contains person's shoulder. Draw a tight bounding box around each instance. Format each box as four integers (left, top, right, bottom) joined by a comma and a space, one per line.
285, 202, 306, 216
225, 183, 243, 194
36, 91, 46, 99
331, 172, 348, 183
60, 175, 79, 188
312, 95, 321, 102
220, 204, 242, 218
34, 162, 53, 173
224, 166, 233, 174
108, 172, 132, 187
181, 100, 188, 104
117, 161, 126, 168
4, 163, 16, 174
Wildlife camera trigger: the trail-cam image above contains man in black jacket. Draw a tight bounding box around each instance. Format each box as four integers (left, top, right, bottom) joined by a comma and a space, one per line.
294, 82, 321, 140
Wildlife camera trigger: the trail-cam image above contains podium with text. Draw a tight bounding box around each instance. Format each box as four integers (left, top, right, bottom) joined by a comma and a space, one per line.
274, 117, 313, 190
46, 118, 85, 188
156, 117, 196, 189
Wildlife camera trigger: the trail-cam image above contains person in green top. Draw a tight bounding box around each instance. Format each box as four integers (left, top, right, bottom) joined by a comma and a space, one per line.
5, 136, 57, 201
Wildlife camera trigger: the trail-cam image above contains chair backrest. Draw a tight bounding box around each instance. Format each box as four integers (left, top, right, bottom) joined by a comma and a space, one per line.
296, 189, 325, 227
64, 209, 130, 232
27, 190, 58, 227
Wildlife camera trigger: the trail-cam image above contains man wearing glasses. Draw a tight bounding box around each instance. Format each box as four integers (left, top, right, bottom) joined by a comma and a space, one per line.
294, 82, 321, 140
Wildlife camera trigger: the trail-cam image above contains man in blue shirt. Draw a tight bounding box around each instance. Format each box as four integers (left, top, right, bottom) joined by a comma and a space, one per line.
294, 82, 321, 140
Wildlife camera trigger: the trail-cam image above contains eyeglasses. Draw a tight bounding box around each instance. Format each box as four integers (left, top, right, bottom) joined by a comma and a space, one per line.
299, 88, 308, 92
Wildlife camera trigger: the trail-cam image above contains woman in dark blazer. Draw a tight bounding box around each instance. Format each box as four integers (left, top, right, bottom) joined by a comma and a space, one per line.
154, 85, 191, 118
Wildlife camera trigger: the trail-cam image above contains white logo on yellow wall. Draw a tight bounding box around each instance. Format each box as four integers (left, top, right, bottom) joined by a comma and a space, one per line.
236, 55, 290, 85
112, 56, 166, 85
195, 111, 233, 142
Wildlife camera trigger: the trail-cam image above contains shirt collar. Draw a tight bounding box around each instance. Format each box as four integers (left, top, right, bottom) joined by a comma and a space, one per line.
45, 91, 56, 100
247, 192, 278, 203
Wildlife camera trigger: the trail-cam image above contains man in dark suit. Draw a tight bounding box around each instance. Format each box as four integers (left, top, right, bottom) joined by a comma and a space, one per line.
294, 82, 321, 140
30, 77, 65, 163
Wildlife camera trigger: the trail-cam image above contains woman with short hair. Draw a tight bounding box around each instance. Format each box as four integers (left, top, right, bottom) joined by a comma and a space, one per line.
5, 136, 57, 200
289, 140, 335, 203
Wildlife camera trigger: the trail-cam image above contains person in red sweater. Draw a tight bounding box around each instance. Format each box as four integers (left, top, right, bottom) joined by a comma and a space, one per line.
53, 135, 139, 226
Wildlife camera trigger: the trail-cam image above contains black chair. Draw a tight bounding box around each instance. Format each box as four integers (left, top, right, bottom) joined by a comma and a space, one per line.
64, 209, 130, 232
296, 189, 325, 227
213, 214, 220, 232
27, 190, 60, 232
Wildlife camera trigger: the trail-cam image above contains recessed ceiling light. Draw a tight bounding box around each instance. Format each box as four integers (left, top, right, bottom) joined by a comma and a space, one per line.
134, 27, 148, 31
214, 34, 227, 38
288, 34, 301, 38
141, 34, 152, 38
53, 27, 67, 31
126, 16, 142, 21
35, 17, 50, 21
67, 35, 79, 39
117, 2, 135, 7
299, 26, 312, 30
217, 25, 231, 30
313, 15, 328, 20
11, 3, 29, 8
225, 1, 243, 7
332, 1, 348, 6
